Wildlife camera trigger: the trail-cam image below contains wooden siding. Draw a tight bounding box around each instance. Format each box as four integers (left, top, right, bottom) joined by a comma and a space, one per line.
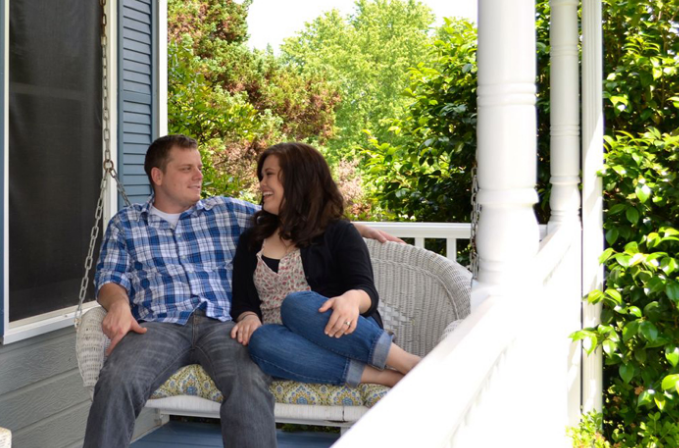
119, 0, 155, 205
0, 327, 162, 448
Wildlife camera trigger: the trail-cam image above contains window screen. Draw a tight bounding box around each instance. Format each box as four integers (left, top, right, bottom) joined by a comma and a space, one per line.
9, 0, 102, 321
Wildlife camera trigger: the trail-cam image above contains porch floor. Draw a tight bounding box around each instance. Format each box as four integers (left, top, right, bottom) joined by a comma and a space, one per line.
130, 421, 341, 447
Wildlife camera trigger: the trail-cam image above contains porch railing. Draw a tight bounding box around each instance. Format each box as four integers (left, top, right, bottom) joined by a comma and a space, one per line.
355, 221, 472, 261
334, 222, 581, 448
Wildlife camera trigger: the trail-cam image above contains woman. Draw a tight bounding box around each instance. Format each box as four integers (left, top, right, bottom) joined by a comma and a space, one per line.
230, 142, 420, 387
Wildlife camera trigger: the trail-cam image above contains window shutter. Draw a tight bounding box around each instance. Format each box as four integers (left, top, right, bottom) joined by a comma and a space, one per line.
118, 0, 156, 206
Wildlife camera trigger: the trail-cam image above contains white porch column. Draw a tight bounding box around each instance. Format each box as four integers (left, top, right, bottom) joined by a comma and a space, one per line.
548, 0, 581, 230
582, 0, 604, 413
549, 0, 583, 429
474, 0, 540, 298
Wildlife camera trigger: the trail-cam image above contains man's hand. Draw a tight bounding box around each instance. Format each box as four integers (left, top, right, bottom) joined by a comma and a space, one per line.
352, 223, 405, 244
231, 314, 262, 346
99, 283, 147, 355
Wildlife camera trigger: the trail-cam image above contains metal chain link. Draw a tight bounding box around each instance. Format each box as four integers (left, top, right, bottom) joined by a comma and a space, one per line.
75, 0, 132, 327
469, 167, 480, 282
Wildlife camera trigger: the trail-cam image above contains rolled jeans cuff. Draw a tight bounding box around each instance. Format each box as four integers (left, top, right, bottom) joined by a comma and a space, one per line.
371, 330, 392, 369
346, 359, 366, 387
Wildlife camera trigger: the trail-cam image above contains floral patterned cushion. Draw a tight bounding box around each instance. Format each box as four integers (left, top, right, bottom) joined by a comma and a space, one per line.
150, 364, 389, 408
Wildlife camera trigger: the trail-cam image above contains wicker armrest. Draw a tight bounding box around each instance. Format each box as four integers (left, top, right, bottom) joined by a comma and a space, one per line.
438, 319, 465, 344
75, 307, 110, 398
0, 427, 11, 448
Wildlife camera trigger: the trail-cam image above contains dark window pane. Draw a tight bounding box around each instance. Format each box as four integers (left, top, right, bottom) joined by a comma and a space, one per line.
9, 0, 102, 321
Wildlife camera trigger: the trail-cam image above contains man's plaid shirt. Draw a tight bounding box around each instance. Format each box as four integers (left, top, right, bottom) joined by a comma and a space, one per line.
95, 195, 259, 324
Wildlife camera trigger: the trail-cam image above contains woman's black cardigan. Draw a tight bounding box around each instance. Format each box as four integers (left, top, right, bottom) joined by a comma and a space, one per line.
230, 219, 383, 328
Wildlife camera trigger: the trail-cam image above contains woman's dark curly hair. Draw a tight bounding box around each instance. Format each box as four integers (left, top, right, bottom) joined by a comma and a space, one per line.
250, 142, 345, 248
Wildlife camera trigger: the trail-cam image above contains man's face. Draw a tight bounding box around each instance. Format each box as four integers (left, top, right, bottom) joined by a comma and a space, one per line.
152, 146, 203, 213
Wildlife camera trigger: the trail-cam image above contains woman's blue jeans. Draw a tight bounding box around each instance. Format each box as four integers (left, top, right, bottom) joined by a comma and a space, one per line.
248, 291, 392, 386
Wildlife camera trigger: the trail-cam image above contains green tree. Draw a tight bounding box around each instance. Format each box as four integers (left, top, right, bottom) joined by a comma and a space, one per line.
281, 0, 436, 157
167, 0, 341, 199
362, 18, 477, 222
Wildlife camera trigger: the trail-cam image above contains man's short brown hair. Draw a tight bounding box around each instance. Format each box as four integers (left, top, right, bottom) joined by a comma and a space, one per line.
144, 134, 198, 187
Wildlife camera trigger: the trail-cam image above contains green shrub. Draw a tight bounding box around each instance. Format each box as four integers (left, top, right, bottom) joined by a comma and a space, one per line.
572, 130, 679, 447
567, 412, 611, 448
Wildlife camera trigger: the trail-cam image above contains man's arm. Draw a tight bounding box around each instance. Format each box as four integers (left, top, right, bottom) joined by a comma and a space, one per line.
99, 283, 147, 355
95, 217, 145, 355
352, 222, 405, 244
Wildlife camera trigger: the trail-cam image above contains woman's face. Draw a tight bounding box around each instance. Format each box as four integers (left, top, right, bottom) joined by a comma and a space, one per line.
260, 155, 284, 215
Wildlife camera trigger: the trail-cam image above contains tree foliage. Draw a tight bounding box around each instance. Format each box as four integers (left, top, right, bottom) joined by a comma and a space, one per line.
280, 0, 436, 157
362, 18, 477, 222
361, 2, 554, 223
167, 0, 340, 200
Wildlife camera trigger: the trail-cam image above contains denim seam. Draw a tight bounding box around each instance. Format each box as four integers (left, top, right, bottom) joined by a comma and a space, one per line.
138, 347, 192, 410
251, 354, 349, 386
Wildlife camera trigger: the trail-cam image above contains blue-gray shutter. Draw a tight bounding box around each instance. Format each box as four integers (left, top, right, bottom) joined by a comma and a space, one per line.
118, 0, 156, 205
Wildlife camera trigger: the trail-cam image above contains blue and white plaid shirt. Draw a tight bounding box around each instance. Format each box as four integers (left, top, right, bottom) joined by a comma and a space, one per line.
95, 195, 259, 324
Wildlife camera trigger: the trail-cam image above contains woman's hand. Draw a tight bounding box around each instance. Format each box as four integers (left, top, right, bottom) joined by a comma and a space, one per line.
319, 291, 366, 338
230, 314, 262, 346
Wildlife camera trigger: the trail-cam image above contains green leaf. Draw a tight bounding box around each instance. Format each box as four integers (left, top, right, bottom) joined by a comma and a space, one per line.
606, 228, 619, 245
635, 183, 651, 203
647, 232, 661, 248
665, 345, 679, 367
614, 254, 632, 268
662, 374, 679, 391
605, 288, 623, 304
626, 207, 640, 224
620, 364, 635, 384
666, 281, 679, 302
655, 395, 666, 411
628, 306, 642, 318
634, 348, 647, 363
623, 321, 639, 342
646, 276, 666, 294
639, 321, 659, 342
608, 204, 627, 215
638, 389, 655, 407
586, 289, 605, 304
661, 258, 677, 275
571, 330, 598, 354
603, 339, 618, 355
599, 248, 616, 264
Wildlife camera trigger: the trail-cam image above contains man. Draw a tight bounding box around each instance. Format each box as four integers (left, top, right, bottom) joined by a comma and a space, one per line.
84, 135, 395, 448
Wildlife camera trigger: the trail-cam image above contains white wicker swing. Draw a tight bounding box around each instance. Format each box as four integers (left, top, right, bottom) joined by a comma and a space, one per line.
76, 239, 472, 429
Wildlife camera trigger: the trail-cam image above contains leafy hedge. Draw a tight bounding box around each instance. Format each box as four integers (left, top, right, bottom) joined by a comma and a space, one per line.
566, 0, 679, 445
572, 129, 679, 447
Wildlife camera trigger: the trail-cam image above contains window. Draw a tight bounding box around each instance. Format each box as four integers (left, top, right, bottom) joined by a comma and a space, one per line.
7, 0, 102, 324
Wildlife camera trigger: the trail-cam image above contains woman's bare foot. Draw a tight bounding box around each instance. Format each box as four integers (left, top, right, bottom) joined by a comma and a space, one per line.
385, 343, 421, 375
361, 366, 404, 387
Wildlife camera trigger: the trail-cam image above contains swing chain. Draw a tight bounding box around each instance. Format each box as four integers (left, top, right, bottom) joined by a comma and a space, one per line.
469, 167, 480, 282
75, 0, 131, 327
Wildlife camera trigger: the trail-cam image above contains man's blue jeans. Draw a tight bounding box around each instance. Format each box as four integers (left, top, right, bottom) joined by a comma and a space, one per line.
248, 291, 392, 386
83, 311, 276, 448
